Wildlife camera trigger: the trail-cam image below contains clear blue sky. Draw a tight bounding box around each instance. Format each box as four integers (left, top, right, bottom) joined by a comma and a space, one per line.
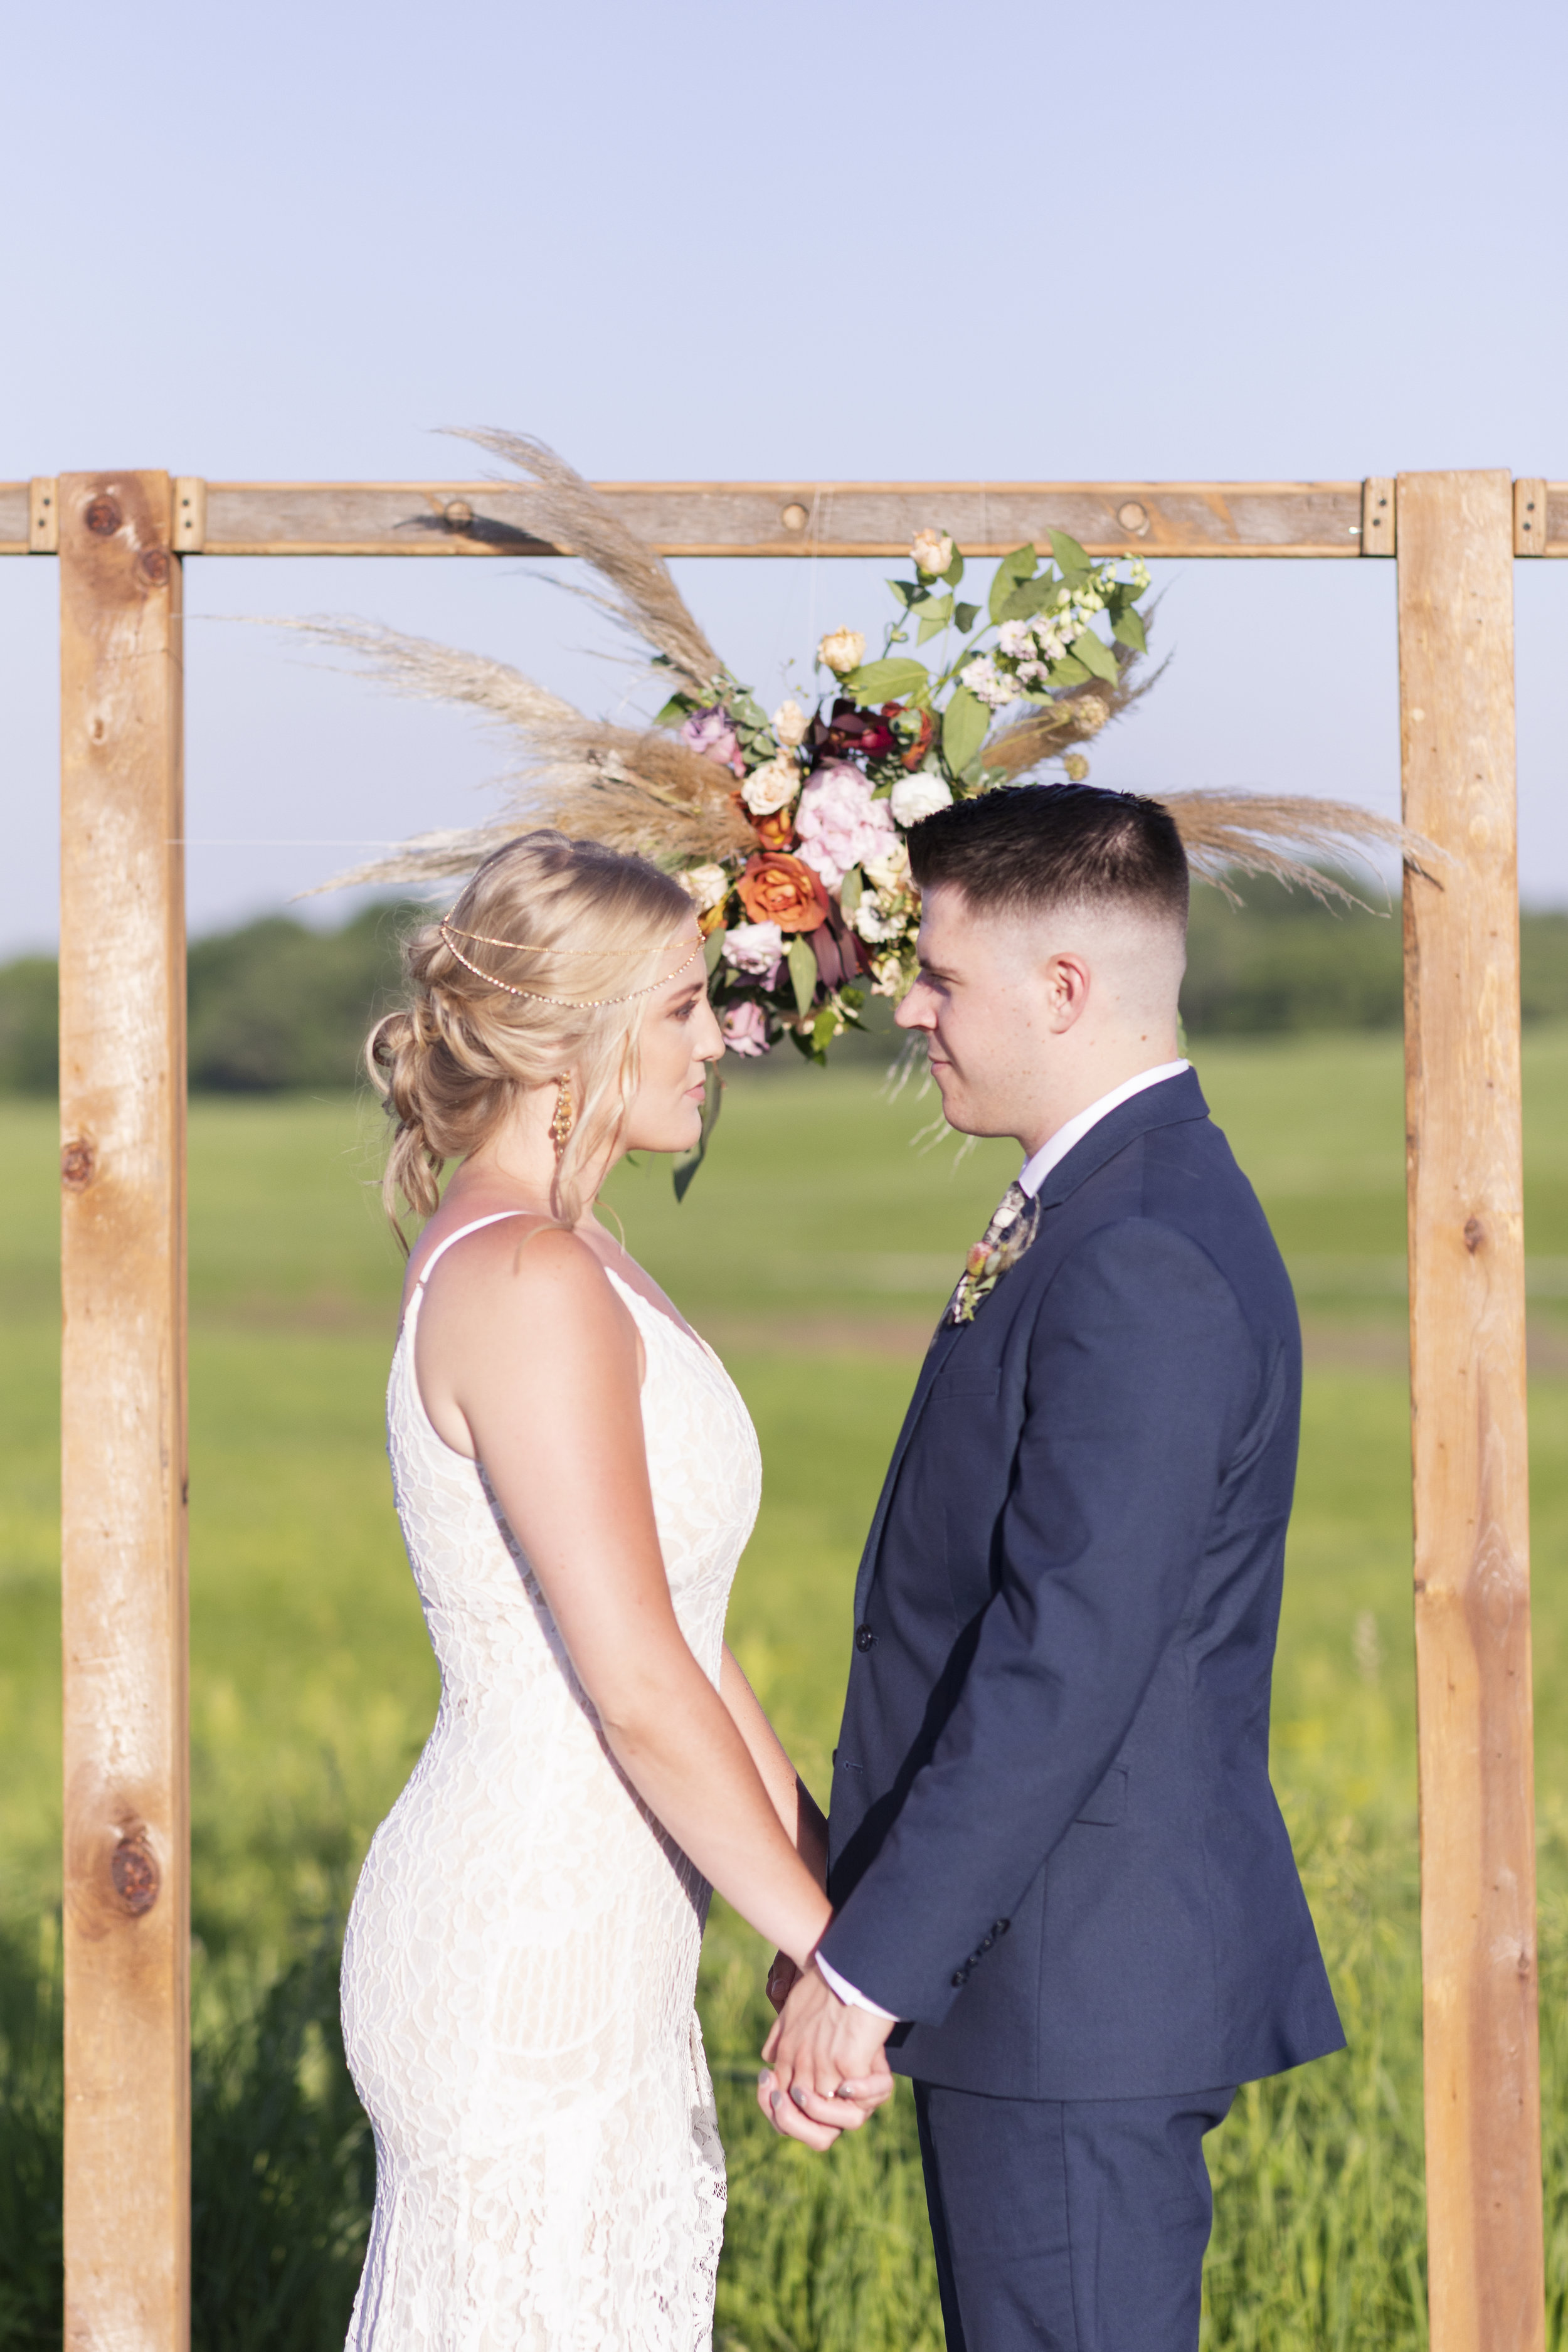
4, 0, 1566, 951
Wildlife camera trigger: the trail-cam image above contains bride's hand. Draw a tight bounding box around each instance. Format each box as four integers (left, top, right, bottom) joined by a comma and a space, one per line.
765, 1951, 800, 2013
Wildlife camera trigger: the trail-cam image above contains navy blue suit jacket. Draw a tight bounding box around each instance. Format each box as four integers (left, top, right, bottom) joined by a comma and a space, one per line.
818, 1070, 1344, 2101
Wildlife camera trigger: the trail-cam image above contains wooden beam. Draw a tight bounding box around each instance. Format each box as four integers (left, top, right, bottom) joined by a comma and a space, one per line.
1399, 470, 1543, 2352
59, 473, 189, 2352
0, 475, 1372, 559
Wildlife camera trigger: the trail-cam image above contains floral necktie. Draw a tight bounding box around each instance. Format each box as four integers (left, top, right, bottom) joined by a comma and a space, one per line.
945, 1179, 1041, 1327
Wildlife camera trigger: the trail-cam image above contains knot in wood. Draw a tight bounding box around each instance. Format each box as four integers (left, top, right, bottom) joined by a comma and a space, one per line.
85, 495, 122, 537
139, 547, 171, 587
1116, 501, 1150, 534
780, 503, 808, 532
442, 499, 474, 530
60, 1136, 96, 1191
1465, 1215, 1486, 1254
110, 1832, 159, 1915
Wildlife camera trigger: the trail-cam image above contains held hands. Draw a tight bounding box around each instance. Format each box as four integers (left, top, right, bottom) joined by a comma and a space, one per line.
756, 1961, 895, 2150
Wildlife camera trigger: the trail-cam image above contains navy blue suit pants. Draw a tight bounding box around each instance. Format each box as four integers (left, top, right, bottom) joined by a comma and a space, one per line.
914, 2079, 1236, 2352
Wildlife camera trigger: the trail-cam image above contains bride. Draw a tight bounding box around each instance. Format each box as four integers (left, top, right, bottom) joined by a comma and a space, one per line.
339, 831, 867, 2351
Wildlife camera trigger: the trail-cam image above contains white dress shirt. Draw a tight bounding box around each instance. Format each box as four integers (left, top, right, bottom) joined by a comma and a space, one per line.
814, 1057, 1191, 2021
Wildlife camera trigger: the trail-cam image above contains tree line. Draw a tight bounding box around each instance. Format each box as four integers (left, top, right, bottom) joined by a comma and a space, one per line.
3, 886, 1567, 1093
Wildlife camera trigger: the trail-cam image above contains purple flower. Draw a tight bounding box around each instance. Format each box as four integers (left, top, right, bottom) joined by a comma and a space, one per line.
795, 763, 898, 891
721, 1000, 770, 1057
680, 706, 744, 775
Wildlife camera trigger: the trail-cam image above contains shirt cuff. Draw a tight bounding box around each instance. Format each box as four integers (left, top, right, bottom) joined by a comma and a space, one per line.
814, 1952, 898, 2022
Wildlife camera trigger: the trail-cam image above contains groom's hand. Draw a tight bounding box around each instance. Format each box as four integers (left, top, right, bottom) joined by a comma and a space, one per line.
758, 1962, 894, 2146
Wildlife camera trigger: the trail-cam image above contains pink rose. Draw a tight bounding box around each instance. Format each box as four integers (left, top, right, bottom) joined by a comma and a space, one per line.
794, 763, 898, 890
721, 1000, 770, 1057
680, 706, 744, 775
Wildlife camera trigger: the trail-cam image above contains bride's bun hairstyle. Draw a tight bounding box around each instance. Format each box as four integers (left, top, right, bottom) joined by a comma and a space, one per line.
368, 830, 695, 1243
907, 782, 1189, 930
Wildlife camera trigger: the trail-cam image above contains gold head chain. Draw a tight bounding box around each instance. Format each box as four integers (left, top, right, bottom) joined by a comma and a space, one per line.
437, 921, 701, 1009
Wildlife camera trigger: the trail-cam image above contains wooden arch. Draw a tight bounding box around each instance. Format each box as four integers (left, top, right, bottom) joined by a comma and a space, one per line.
2, 466, 1554, 2352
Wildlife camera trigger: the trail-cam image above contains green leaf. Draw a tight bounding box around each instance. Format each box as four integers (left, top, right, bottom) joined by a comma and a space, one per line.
812, 1007, 839, 1056
652, 694, 691, 729
1048, 652, 1092, 686
954, 601, 981, 634
886, 578, 915, 607
703, 928, 727, 977
787, 935, 818, 1018
1113, 608, 1148, 654
839, 866, 864, 916
916, 595, 954, 645
672, 1066, 723, 1203
941, 687, 990, 777
1048, 528, 1092, 578
842, 656, 930, 704
1069, 630, 1121, 683
943, 546, 965, 586
987, 543, 1039, 625
997, 576, 1056, 623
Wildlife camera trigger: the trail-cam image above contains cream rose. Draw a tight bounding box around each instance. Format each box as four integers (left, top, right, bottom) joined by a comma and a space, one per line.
679, 862, 729, 913
771, 699, 809, 747
911, 528, 955, 576
817, 627, 866, 677
862, 837, 912, 894
741, 755, 800, 816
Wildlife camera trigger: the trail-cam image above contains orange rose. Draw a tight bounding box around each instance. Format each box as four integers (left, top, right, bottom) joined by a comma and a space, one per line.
751, 805, 798, 852
736, 851, 830, 933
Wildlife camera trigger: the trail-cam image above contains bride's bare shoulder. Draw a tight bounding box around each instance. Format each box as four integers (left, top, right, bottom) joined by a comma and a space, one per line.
413, 1214, 632, 1347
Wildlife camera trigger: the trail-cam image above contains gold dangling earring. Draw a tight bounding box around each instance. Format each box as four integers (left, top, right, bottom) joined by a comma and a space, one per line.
549, 1074, 575, 1159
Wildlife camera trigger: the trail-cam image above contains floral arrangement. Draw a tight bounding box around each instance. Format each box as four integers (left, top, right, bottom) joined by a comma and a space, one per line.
653, 525, 1152, 1062
287, 433, 1419, 1178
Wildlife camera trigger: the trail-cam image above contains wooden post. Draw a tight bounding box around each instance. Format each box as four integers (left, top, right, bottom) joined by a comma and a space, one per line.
1399, 470, 1543, 2352
59, 473, 189, 2352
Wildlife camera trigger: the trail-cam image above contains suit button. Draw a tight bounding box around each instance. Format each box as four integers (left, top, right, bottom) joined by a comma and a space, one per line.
951, 1970, 966, 1988
994, 1919, 1010, 1937
855, 1624, 877, 1653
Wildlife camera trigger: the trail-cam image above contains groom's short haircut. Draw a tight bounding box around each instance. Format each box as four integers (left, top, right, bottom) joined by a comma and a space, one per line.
908, 783, 1189, 928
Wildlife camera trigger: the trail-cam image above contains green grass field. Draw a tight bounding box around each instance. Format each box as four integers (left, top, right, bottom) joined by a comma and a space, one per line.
4, 1034, 1568, 2347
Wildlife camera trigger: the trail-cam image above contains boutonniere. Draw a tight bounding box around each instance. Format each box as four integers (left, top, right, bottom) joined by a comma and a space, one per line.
945, 1187, 1041, 1326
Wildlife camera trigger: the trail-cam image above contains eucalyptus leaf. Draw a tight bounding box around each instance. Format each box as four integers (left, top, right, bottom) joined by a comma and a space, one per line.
1069, 630, 1121, 683
1048, 652, 1092, 686
987, 543, 1039, 625
787, 935, 818, 1019
942, 687, 990, 777
1048, 528, 1092, 578
842, 656, 930, 704
1113, 608, 1148, 653
672, 1065, 723, 1203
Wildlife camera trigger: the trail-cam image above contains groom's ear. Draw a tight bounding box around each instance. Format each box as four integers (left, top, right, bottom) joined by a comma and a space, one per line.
1040, 948, 1092, 1030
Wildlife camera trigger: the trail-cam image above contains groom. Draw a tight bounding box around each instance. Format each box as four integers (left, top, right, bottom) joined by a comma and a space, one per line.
763, 783, 1343, 2351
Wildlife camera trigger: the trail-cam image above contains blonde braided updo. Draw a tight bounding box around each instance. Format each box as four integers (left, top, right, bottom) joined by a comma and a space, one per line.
368, 832, 696, 1244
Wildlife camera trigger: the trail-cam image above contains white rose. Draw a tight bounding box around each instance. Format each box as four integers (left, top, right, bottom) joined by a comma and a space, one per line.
741, 754, 800, 815
862, 837, 911, 893
679, 862, 729, 913
817, 627, 866, 677
889, 773, 954, 828
771, 699, 809, 747
911, 528, 955, 576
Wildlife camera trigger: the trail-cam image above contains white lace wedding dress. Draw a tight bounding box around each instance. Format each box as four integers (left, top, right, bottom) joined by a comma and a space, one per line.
340, 1213, 761, 2351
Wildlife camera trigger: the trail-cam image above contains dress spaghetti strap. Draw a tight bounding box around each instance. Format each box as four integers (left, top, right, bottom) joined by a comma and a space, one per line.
411, 1210, 530, 1294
